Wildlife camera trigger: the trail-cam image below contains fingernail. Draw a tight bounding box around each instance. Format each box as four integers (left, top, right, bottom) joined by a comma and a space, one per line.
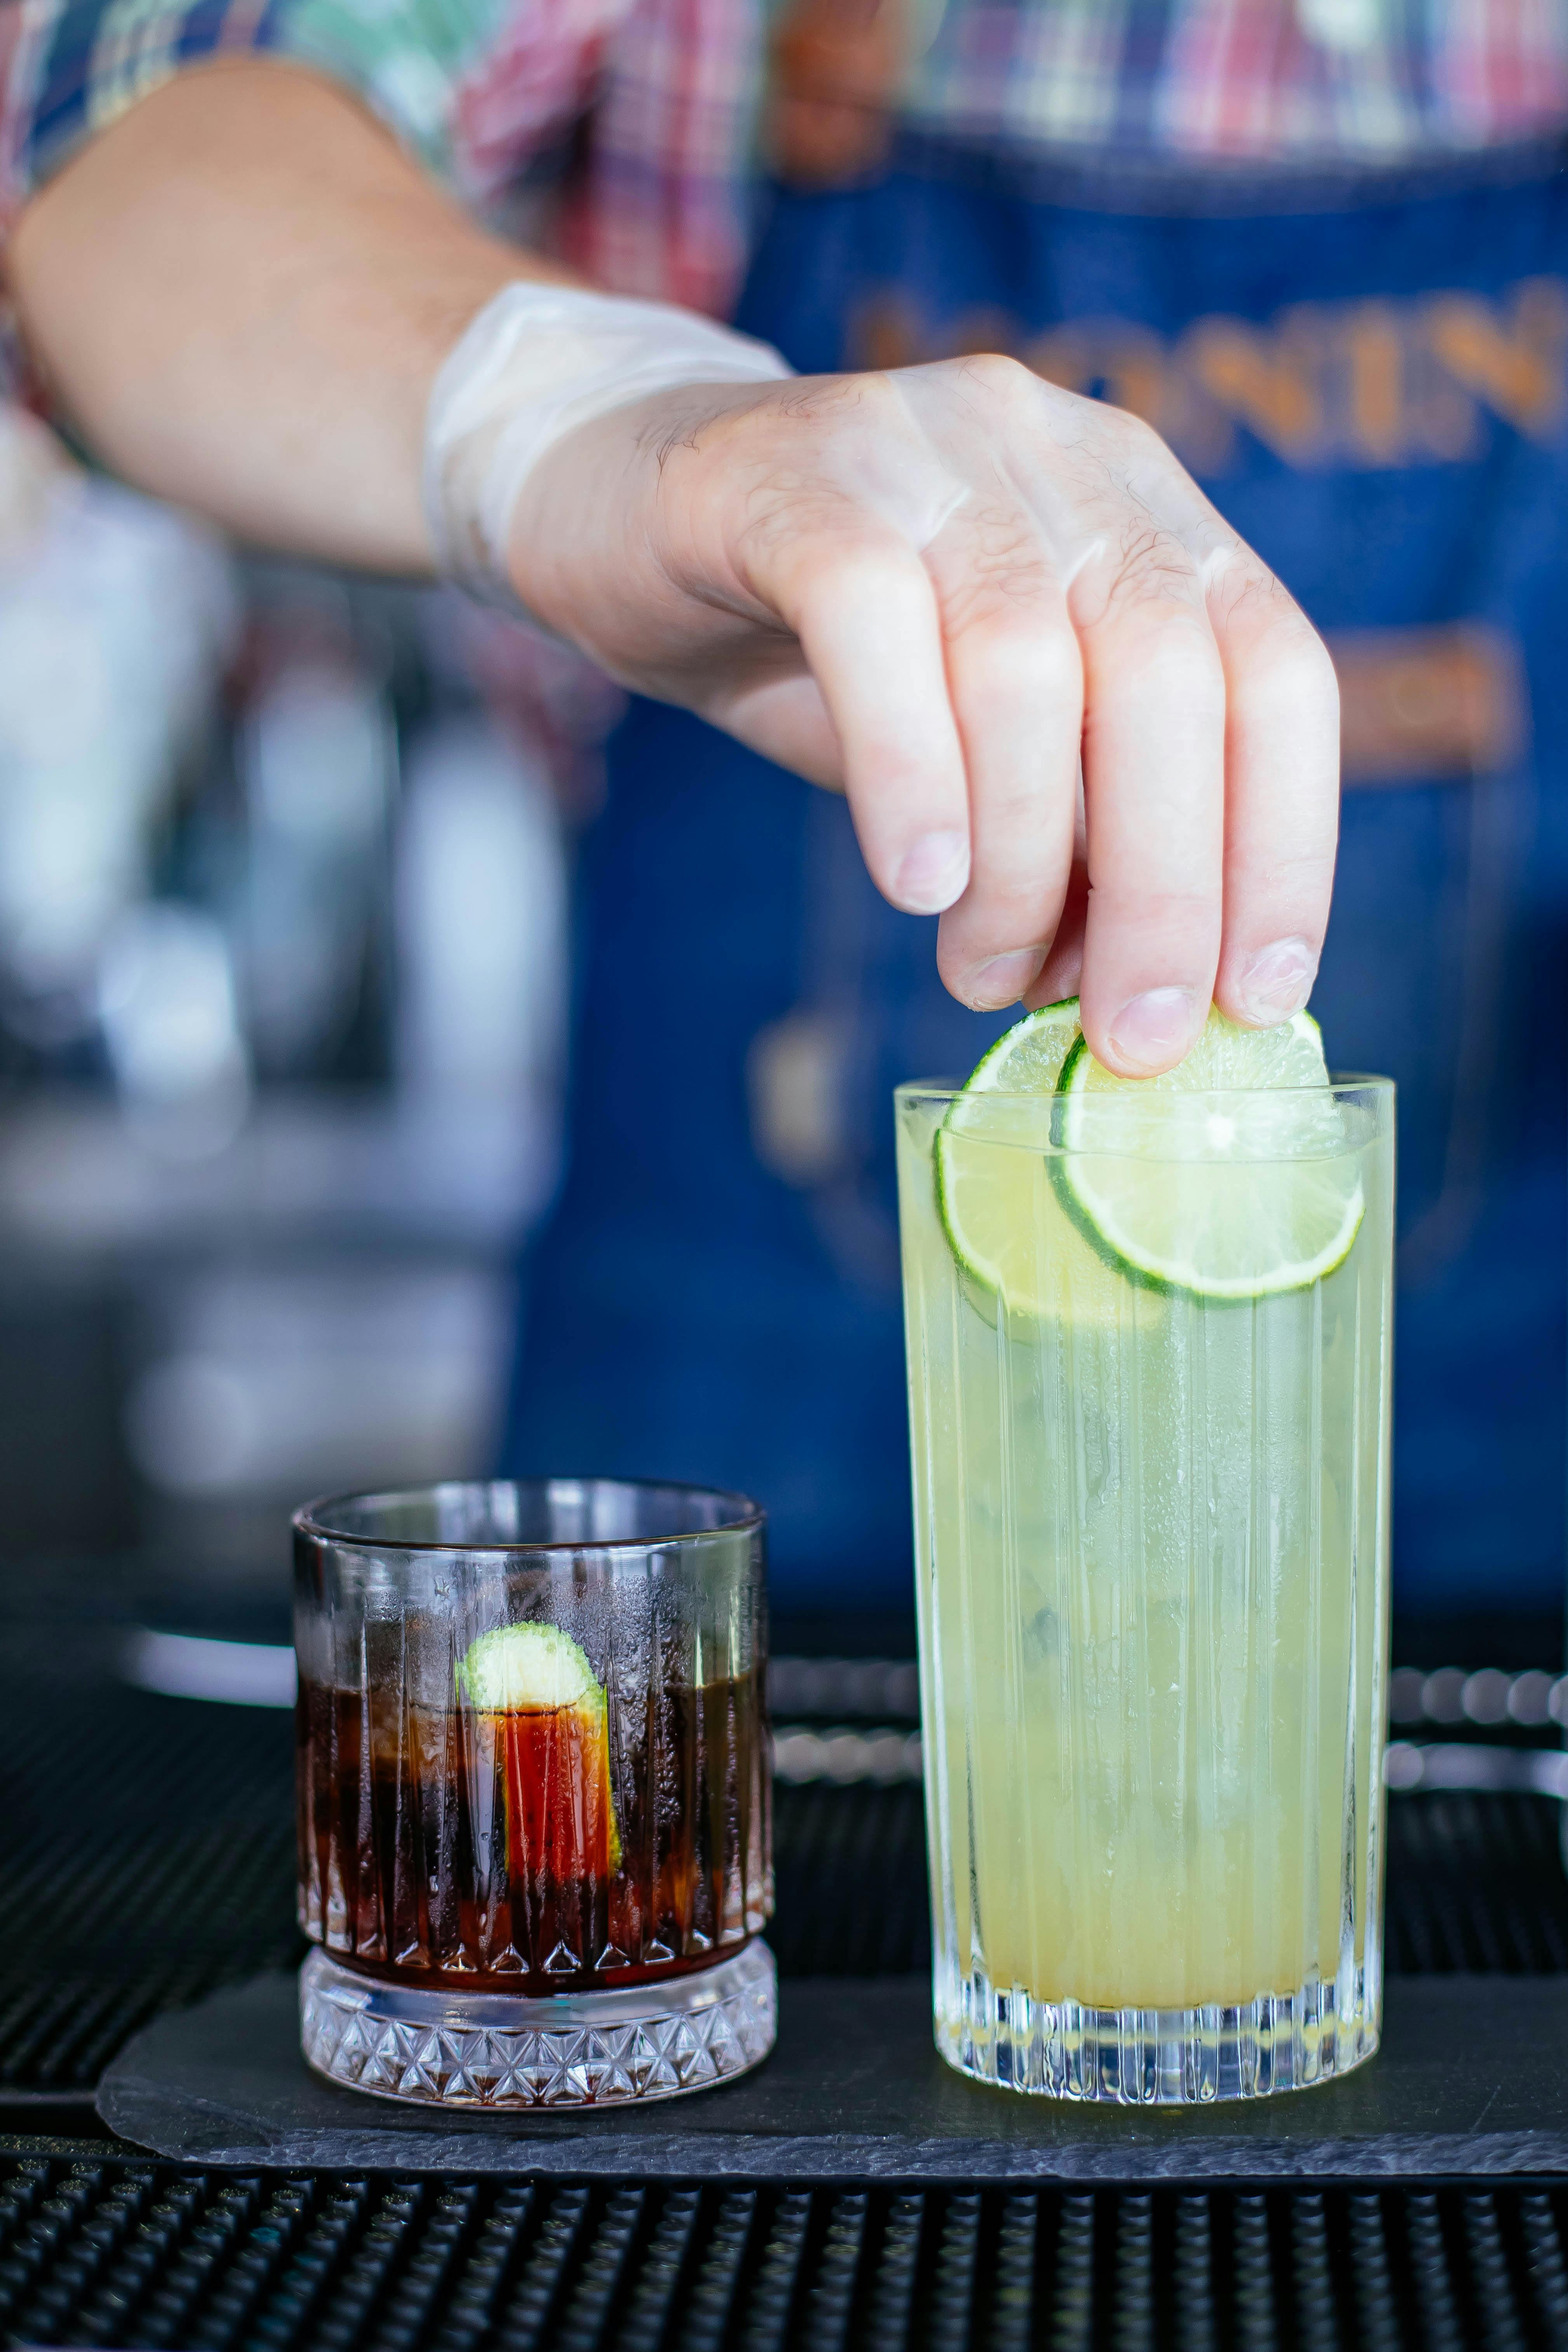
1109, 986, 1198, 1073
895, 829, 969, 913
964, 947, 1045, 1008
1237, 937, 1315, 1026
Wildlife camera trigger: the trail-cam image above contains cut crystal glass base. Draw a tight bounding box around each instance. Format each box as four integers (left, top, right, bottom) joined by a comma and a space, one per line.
300, 1939, 776, 2110
937, 1963, 1379, 2102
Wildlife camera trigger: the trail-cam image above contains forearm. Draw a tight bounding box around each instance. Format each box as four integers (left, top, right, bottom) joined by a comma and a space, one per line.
4, 52, 1340, 1062
5, 59, 571, 572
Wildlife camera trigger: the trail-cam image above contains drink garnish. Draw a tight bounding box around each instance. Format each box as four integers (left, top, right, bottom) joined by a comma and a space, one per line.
935, 997, 1083, 1316
938, 999, 1363, 1306
458, 1623, 622, 1876
457, 1621, 600, 1710
1055, 1007, 1363, 1299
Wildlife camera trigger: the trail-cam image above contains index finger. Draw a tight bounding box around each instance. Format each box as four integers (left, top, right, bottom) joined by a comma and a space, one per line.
751, 508, 975, 916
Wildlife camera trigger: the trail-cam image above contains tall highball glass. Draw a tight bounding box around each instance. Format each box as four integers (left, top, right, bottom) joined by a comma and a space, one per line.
896, 1075, 1394, 2103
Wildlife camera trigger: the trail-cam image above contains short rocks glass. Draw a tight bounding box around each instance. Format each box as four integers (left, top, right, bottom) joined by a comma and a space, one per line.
295, 1480, 774, 2109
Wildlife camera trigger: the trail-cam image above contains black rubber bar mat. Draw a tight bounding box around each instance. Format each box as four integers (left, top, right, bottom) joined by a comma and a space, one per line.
11, 2156, 1568, 2350
96, 1970, 1568, 2185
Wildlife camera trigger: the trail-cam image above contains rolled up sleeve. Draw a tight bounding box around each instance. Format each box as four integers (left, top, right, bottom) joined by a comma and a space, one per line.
0, 0, 514, 228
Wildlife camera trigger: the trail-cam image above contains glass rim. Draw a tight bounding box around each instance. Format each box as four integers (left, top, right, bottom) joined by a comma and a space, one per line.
895, 1071, 1394, 1104
293, 1476, 766, 1555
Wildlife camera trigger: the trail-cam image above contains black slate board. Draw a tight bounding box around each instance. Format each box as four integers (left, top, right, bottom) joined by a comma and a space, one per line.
96, 1972, 1568, 2183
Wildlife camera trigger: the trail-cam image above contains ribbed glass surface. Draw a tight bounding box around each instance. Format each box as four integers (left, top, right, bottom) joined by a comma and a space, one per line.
294, 1481, 771, 1994
895, 1081, 1394, 2101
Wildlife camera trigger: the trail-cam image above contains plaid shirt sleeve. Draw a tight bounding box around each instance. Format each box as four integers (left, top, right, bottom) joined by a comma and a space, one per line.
0, 0, 547, 230
5, 0, 1563, 340
0, 0, 761, 316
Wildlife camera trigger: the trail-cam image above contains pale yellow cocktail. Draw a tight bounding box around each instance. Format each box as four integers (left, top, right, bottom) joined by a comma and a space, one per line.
896, 1005, 1393, 2102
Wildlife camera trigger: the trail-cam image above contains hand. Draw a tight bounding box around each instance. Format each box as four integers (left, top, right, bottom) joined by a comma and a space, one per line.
509, 357, 1339, 1076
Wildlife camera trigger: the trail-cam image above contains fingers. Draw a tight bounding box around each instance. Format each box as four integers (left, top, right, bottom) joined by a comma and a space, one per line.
755, 512, 973, 914
1203, 562, 1340, 1028
695, 366, 1335, 1060
1045, 405, 1337, 1063
1069, 525, 1227, 1076
1027, 841, 1089, 1006
922, 498, 1084, 1011
706, 667, 848, 791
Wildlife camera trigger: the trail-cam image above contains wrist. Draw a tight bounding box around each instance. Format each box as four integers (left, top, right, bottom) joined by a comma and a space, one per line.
423, 283, 794, 611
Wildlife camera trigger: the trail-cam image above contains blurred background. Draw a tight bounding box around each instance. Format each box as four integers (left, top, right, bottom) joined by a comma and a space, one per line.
0, 402, 616, 1643
0, 398, 1558, 1671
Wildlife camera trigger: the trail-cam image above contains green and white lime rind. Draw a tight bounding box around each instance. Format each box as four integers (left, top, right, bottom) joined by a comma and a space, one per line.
935, 1000, 1364, 1311
934, 998, 1084, 1320
456, 1622, 602, 1712
1054, 1008, 1363, 1301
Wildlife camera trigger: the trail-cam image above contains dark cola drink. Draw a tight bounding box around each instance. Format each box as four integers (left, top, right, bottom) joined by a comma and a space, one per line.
293, 1483, 776, 2111
296, 1657, 771, 1992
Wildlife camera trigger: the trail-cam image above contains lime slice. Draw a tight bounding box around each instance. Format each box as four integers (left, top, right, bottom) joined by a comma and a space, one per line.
1055, 1008, 1363, 1300
935, 999, 1090, 1318
458, 1623, 621, 1875
456, 1622, 600, 1712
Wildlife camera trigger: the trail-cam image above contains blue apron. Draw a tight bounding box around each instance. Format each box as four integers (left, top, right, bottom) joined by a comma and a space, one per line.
505, 136, 1568, 1617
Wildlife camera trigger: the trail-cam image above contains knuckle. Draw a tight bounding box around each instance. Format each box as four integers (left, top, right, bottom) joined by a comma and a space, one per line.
785, 373, 889, 430
1085, 895, 1222, 977
1115, 606, 1225, 706
1269, 621, 1340, 715
732, 374, 910, 482
953, 612, 1081, 717
966, 805, 1075, 904
736, 479, 903, 588
866, 374, 919, 438
974, 809, 1067, 882
965, 888, 1063, 950
926, 350, 1042, 421
1069, 400, 1185, 489
938, 512, 1067, 640
1009, 617, 1081, 704
1244, 837, 1339, 903
1227, 592, 1341, 722
729, 492, 857, 588
961, 501, 1043, 580
1211, 552, 1317, 636
1092, 870, 1217, 921
1093, 400, 1168, 459
813, 368, 915, 444
1112, 516, 1201, 599
957, 350, 1037, 404
1079, 517, 1206, 630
